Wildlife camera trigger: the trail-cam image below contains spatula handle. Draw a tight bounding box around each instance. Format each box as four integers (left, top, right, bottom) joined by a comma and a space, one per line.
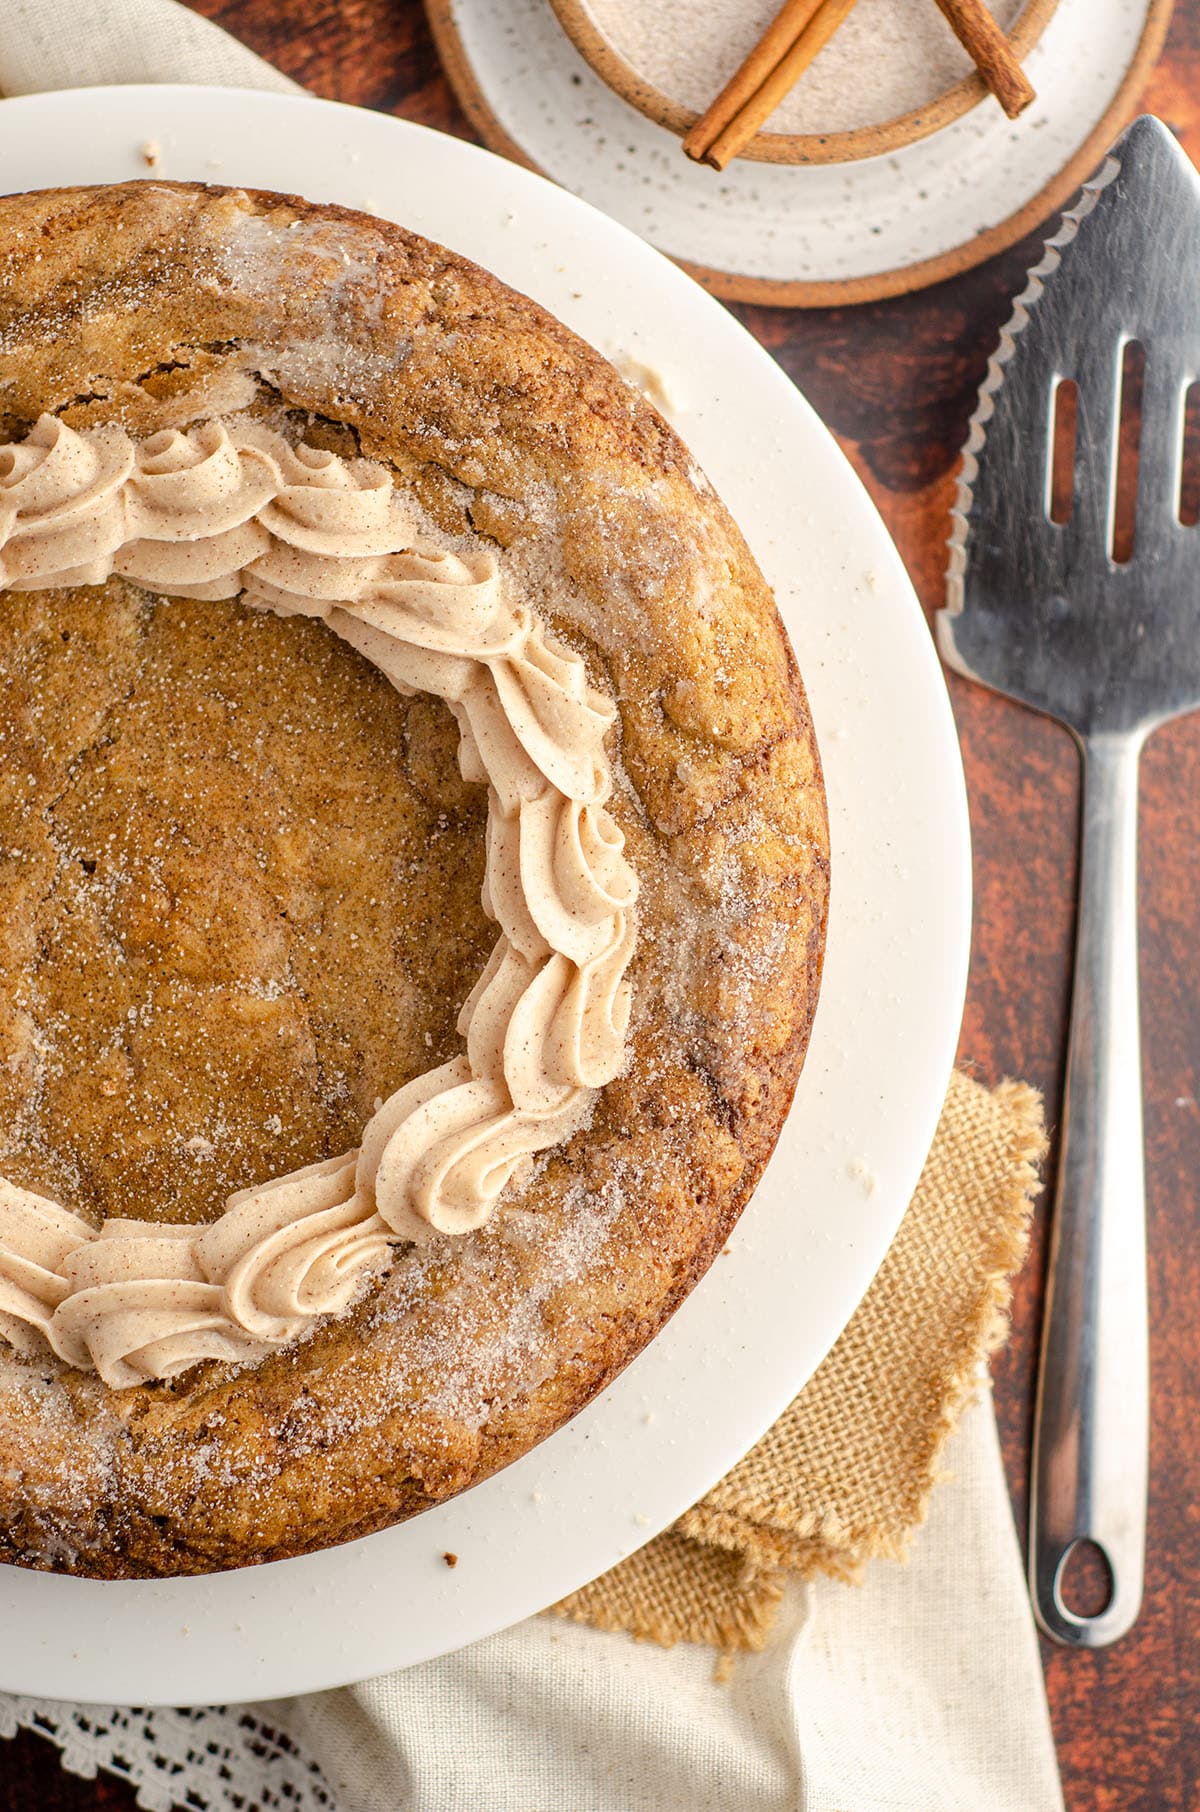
1030, 732, 1148, 1647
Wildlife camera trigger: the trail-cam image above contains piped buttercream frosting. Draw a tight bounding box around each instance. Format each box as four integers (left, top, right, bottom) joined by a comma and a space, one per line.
0, 416, 638, 1388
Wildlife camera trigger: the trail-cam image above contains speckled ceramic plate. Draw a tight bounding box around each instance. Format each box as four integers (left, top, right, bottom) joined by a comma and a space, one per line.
427, 0, 1171, 304
0, 84, 968, 1705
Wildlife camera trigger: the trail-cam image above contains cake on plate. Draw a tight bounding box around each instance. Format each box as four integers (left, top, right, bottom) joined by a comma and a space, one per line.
0, 180, 828, 1576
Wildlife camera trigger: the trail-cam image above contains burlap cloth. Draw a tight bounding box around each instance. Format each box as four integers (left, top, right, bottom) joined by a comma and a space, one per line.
553, 1069, 1046, 1653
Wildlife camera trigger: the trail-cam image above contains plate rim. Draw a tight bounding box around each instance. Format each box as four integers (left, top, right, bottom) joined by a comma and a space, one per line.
0, 82, 970, 1705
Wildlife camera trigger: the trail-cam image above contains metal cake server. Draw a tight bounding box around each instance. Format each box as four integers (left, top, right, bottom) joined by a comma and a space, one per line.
939, 115, 1200, 1648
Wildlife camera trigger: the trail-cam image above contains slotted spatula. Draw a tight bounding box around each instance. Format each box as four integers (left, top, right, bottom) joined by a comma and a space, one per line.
939, 115, 1200, 1648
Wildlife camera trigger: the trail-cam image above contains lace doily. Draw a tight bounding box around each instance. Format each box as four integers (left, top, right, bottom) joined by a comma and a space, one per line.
0, 1696, 331, 1812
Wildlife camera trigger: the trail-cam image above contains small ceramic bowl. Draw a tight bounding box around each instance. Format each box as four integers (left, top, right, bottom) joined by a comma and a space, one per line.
546, 0, 1060, 165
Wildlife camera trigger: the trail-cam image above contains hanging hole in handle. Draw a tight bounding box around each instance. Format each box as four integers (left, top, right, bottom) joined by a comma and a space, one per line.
1054, 1538, 1115, 1622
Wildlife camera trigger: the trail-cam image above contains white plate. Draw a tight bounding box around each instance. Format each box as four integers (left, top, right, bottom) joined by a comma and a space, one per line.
0, 85, 970, 1706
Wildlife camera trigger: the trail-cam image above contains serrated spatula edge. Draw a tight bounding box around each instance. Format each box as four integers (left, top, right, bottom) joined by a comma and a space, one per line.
942, 151, 1124, 638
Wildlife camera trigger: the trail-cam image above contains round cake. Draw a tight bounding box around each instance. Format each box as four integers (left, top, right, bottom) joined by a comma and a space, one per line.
0, 180, 828, 1577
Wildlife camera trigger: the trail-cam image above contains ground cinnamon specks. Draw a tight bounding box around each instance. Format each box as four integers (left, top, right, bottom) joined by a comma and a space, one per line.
585, 0, 1024, 136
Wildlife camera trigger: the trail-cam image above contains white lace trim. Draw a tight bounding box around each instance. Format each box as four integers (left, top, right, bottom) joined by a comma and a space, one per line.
0, 1695, 333, 1812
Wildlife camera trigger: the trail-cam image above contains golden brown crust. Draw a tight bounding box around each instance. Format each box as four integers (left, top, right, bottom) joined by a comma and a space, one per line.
0, 181, 828, 1577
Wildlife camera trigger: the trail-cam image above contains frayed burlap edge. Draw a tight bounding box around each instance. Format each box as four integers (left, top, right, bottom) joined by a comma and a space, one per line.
552, 1070, 1046, 1652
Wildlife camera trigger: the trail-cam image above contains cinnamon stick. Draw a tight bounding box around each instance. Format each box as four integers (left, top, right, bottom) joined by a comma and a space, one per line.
683, 0, 862, 171
682, 0, 825, 165
930, 0, 1036, 119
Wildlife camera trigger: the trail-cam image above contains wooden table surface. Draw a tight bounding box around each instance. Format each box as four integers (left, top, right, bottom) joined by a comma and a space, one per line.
4, 4, 1199, 1808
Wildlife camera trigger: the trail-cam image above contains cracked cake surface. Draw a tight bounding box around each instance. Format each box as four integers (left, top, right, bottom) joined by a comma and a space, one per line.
0, 180, 828, 1577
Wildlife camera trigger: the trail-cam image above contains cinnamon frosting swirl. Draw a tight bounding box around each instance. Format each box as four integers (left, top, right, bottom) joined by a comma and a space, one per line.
0, 417, 638, 1388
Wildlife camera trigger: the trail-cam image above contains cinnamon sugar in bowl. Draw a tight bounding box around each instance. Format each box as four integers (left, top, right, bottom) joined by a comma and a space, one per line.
546, 0, 1058, 164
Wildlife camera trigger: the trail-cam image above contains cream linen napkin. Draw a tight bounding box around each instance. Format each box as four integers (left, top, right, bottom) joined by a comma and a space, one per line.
0, 6, 1065, 1808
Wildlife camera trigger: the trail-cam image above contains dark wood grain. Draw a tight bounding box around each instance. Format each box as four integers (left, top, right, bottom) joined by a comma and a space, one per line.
4, 5, 1200, 1809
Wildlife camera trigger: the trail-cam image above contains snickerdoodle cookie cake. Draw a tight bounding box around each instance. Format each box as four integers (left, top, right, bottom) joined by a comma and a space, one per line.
0, 180, 828, 1577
